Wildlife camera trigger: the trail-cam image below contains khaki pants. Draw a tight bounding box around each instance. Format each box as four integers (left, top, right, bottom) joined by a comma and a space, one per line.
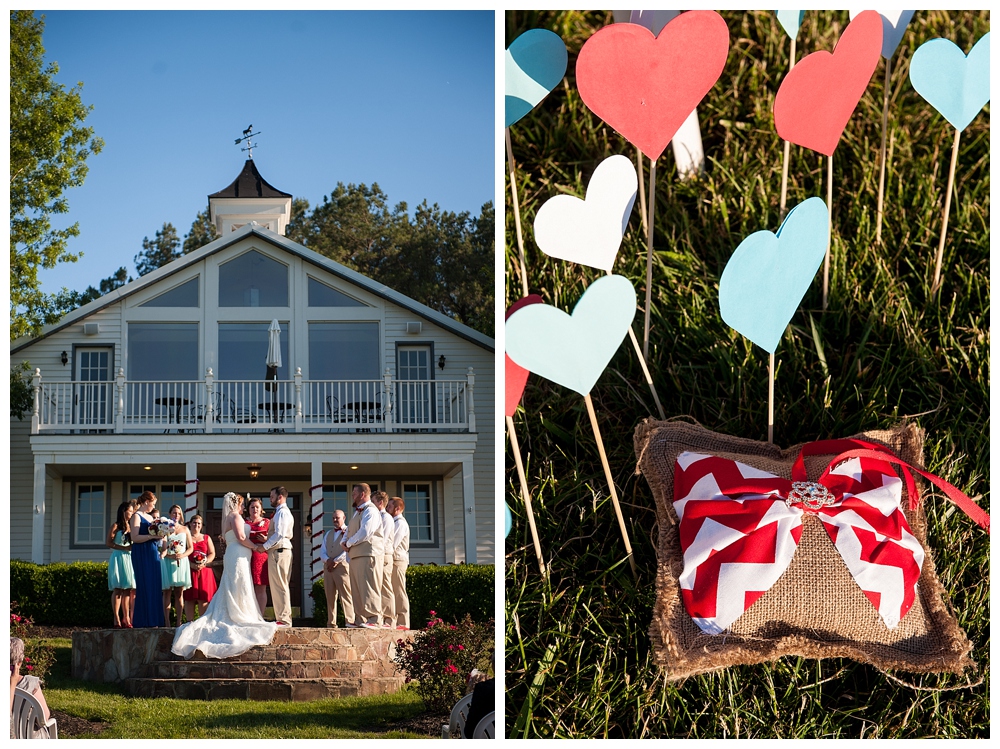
267, 546, 293, 626
380, 554, 395, 625
348, 555, 380, 625
392, 559, 409, 629
323, 561, 354, 627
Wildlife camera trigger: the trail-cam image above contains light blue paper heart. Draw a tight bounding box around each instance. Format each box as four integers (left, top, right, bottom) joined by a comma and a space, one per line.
850, 10, 915, 59
505, 274, 637, 396
910, 33, 990, 132
505, 29, 568, 128
505, 502, 513, 538
719, 197, 829, 354
776, 10, 805, 40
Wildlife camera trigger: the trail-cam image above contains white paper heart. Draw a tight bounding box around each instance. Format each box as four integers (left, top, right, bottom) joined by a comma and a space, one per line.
533, 154, 638, 272
849, 9, 915, 59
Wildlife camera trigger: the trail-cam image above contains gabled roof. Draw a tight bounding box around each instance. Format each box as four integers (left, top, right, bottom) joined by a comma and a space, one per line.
11, 225, 494, 354
208, 159, 292, 200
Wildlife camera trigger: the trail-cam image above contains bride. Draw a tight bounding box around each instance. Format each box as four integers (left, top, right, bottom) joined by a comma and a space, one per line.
171, 492, 277, 659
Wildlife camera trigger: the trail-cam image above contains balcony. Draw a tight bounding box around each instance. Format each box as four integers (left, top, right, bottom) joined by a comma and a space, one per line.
29, 367, 476, 435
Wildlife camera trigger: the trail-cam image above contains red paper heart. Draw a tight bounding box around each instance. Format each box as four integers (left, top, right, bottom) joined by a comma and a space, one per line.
505, 295, 543, 416
774, 11, 883, 156
576, 11, 730, 161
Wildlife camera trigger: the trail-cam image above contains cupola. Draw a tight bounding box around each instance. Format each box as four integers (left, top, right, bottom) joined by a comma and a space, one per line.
208, 158, 293, 236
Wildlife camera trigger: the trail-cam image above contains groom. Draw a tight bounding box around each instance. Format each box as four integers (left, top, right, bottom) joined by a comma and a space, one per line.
256, 486, 294, 626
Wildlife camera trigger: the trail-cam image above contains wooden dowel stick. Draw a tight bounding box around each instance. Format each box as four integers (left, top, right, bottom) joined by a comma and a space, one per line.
643, 158, 657, 360
767, 351, 775, 444
505, 127, 529, 297
506, 415, 546, 577
822, 154, 833, 310
779, 36, 797, 219
603, 269, 665, 419
932, 128, 961, 297
636, 147, 648, 236
876, 56, 892, 244
584, 392, 637, 578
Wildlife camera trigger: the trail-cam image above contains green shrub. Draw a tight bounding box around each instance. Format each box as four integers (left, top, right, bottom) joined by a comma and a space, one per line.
392, 612, 494, 711
10, 560, 113, 626
312, 563, 495, 627
10, 603, 55, 682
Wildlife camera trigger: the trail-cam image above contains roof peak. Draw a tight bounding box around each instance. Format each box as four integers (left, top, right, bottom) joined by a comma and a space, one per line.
208, 159, 292, 200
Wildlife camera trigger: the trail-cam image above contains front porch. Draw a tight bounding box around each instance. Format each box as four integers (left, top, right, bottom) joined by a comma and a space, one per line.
29, 367, 477, 435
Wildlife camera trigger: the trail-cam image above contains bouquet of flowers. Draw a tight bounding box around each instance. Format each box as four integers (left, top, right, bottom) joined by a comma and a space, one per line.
148, 517, 176, 539
165, 536, 185, 566
191, 550, 207, 566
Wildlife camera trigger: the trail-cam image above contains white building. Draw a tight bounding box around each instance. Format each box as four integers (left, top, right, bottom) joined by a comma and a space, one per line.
10, 159, 495, 616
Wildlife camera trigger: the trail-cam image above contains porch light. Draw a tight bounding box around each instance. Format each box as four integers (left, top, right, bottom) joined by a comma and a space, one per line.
350, 465, 358, 470
248, 464, 261, 479
61, 351, 68, 366
438, 355, 446, 371
143, 466, 152, 471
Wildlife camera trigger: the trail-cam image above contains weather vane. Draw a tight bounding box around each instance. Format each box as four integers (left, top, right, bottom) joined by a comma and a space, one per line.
234, 124, 261, 158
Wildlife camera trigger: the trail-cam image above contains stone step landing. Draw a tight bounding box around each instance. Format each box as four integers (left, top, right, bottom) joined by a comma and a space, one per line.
73, 627, 414, 701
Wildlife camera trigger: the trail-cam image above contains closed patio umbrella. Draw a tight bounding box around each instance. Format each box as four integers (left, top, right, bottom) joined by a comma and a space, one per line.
265, 319, 282, 422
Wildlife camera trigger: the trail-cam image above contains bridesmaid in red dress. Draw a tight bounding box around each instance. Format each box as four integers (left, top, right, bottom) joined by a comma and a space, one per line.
247, 497, 270, 617
184, 514, 217, 622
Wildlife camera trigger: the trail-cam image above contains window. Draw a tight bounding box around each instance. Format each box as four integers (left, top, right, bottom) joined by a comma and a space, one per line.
140, 278, 199, 307
219, 250, 288, 307
308, 277, 367, 307
308, 322, 379, 380
128, 323, 199, 380
322, 483, 380, 527
74, 484, 107, 546
402, 482, 434, 544
218, 322, 289, 382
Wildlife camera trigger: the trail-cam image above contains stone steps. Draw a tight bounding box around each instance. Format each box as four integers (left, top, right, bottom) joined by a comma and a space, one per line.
72, 627, 414, 701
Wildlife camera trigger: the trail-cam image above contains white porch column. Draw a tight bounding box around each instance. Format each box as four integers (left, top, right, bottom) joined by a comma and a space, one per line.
184, 462, 199, 523
306, 461, 325, 618
32, 456, 47, 563
461, 456, 477, 564
49, 476, 64, 563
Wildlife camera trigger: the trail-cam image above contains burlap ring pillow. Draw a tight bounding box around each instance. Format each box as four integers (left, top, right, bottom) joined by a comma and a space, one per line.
634, 419, 978, 680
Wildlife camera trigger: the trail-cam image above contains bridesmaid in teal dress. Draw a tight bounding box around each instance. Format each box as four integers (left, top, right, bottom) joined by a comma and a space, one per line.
129, 491, 165, 628
107, 501, 136, 628
161, 504, 193, 627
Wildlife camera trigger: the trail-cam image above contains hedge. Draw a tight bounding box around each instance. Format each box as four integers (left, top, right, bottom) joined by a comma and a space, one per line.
11, 560, 114, 627
311, 563, 494, 627
11, 560, 495, 629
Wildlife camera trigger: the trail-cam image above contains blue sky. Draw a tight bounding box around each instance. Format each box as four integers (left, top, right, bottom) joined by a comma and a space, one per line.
34, 10, 495, 296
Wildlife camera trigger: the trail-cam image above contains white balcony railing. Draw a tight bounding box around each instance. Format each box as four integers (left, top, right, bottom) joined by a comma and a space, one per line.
30, 367, 476, 435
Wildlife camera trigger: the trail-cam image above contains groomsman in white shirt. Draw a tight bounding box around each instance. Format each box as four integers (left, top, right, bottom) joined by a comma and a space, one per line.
342, 483, 382, 628
373, 491, 395, 628
320, 509, 354, 627
387, 496, 410, 630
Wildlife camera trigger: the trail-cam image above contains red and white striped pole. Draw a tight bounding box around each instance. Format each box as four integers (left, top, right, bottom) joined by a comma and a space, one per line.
310, 483, 324, 582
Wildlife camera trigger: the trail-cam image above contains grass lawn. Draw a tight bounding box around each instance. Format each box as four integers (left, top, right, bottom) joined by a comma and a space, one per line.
505, 10, 989, 739
40, 638, 436, 739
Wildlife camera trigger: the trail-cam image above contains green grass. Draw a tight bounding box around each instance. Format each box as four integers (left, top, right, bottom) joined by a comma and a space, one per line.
504, 10, 989, 739
40, 638, 432, 738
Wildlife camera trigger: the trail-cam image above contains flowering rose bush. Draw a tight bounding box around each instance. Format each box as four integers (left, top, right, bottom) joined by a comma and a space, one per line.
10, 603, 55, 682
391, 611, 494, 711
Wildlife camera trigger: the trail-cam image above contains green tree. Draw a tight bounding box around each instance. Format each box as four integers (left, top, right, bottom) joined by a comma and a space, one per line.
134, 222, 180, 276
71, 266, 131, 307
182, 209, 219, 254
10, 10, 104, 341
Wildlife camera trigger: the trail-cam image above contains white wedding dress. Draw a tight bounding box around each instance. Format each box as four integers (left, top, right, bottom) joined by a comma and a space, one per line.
171, 528, 278, 659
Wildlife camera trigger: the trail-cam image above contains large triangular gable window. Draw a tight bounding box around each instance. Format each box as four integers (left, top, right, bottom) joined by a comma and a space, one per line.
139, 277, 199, 307
219, 250, 288, 307
307, 277, 369, 307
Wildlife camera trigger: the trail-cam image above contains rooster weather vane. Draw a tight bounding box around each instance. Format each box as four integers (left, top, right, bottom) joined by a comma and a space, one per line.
235, 125, 261, 158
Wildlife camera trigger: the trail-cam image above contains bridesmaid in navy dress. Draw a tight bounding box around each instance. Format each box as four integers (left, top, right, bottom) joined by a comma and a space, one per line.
129, 491, 165, 628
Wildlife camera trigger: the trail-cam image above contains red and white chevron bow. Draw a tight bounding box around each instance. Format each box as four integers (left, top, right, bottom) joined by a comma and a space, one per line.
673, 439, 990, 635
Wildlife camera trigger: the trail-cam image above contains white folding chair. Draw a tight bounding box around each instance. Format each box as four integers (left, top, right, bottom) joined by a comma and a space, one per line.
12, 687, 58, 739
472, 711, 495, 739
445, 692, 474, 739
